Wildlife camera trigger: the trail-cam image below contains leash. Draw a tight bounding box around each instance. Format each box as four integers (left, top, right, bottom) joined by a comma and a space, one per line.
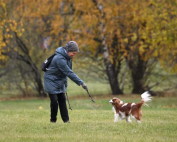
65, 89, 95, 110
65, 91, 72, 110
86, 89, 95, 103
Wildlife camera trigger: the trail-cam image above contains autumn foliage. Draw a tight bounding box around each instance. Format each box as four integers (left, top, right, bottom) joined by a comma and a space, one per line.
0, 0, 177, 96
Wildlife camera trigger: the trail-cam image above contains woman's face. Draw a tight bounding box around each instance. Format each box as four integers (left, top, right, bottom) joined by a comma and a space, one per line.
67, 51, 77, 58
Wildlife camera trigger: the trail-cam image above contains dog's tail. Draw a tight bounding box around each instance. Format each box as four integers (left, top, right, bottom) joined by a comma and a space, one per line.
138, 91, 152, 108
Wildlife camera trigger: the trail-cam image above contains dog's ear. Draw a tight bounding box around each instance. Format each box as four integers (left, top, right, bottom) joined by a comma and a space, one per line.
111, 98, 119, 105
112, 98, 123, 105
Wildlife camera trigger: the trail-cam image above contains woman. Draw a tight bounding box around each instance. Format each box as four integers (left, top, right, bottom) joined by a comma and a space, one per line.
44, 41, 87, 123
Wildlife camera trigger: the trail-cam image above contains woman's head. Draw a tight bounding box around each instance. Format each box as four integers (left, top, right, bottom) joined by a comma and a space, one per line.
64, 41, 79, 58
64, 41, 79, 52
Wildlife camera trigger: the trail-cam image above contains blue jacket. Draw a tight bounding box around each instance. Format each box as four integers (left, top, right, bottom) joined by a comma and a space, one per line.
44, 47, 84, 94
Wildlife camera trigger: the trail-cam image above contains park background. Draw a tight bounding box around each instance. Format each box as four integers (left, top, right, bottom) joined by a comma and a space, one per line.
0, 0, 177, 142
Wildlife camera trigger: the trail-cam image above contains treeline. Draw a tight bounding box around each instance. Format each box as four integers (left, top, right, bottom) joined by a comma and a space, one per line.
0, 0, 177, 97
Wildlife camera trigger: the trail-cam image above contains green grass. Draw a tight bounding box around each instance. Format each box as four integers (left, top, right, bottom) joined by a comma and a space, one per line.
0, 97, 177, 142
66, 79, 111, 96
0, 79, 111, 99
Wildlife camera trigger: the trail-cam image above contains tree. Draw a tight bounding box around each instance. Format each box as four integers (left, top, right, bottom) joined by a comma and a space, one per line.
70, 0, 177, 94
1, 0, 47, 97
21, 0, 177, 94
61, 0, 157, 94
1, 0, 177, 97
148, 0, 177, 74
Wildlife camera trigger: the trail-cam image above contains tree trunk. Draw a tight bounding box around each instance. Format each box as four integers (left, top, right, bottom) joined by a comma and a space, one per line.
94, 0, 123, 95
102, 38, 123, 95
128, 54, 147, 94
105, 61, 123, 95
132, 77, 145, 94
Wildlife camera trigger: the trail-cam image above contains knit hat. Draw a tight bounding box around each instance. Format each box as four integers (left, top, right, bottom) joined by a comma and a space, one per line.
64, 41, 79, 52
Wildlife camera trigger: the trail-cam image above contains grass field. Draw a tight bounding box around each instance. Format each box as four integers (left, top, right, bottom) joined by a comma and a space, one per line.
0, 96, 177, 142
0, 79, 112, 100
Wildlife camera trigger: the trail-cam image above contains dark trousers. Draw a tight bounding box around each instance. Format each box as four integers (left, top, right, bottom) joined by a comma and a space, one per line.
49, 93, 69, 122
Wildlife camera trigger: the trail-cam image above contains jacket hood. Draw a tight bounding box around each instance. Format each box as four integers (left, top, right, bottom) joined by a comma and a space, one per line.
55, 47, 71, 60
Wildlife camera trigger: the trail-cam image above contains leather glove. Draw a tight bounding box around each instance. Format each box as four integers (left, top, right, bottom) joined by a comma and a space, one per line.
81, 82, 88, 91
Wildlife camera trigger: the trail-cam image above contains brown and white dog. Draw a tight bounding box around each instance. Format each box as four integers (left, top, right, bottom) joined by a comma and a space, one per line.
109, 91, 152, 123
